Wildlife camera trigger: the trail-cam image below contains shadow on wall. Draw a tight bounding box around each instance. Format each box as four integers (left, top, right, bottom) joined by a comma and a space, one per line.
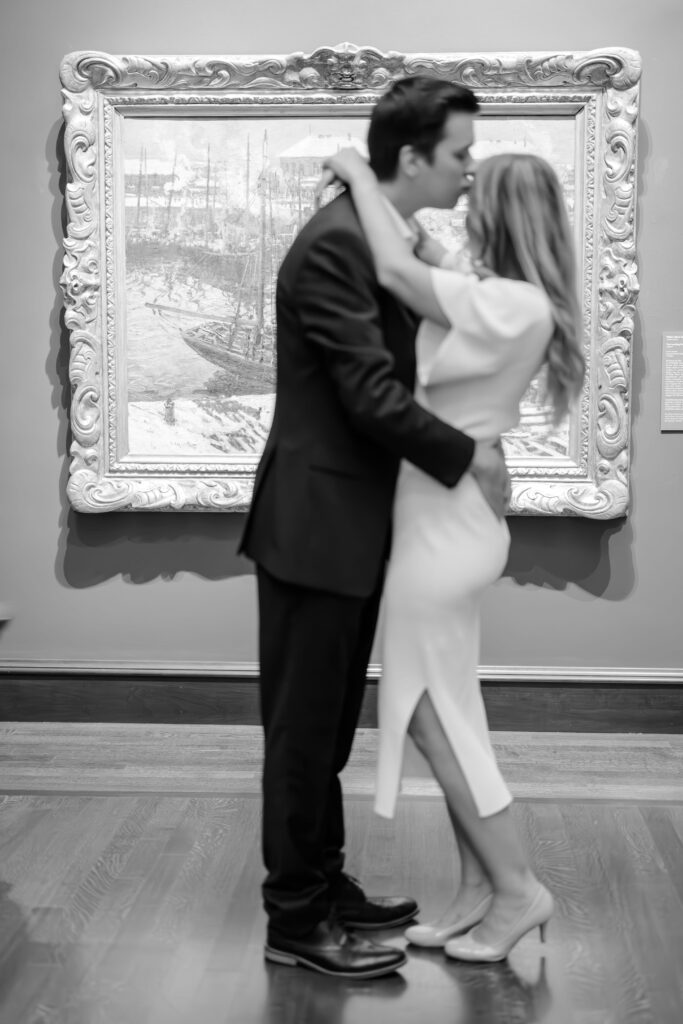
504, 516, 634, 601
48, 120, 635, 598
61, 511, 252, 587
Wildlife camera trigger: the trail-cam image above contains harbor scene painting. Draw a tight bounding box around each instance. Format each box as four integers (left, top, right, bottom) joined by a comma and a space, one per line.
121, 114, 577, 462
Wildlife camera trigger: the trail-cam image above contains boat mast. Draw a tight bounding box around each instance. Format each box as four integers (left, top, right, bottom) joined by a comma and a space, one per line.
135, 146, 144, 233
223, 162, 231, 255
245, 135, 250, 216
255, 129, 268, 355
165, 149, 177, 236
204, 143, 212, 248
268, 164, 275, 322
143, 148, 150, 229
229, 258, 250, 349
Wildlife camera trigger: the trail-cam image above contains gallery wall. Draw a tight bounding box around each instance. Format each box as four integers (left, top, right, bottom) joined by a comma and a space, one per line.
0, 0, 682, 677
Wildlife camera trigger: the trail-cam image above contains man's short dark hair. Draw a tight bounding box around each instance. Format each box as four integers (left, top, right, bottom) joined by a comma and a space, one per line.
367, 76, 479, 181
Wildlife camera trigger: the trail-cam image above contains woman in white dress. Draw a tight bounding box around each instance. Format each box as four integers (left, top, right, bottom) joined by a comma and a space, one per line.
321, 148, 584, 962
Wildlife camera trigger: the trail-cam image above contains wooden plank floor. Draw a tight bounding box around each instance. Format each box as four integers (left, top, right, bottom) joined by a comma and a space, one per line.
1, 725, 682, 1023
2, 723, 682, 800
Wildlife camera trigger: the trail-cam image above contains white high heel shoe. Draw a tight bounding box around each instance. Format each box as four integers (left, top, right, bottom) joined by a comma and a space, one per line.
444, 884, 553, 962
404, 894, 493, 948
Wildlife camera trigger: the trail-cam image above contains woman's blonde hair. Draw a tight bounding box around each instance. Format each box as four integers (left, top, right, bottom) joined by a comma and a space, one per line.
466, 152, 585, 423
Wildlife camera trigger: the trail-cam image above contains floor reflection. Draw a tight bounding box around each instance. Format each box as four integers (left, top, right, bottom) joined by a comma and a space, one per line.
260, 940, 555, 1024
262, 960, 408, 1024
447, 957, 551, 1023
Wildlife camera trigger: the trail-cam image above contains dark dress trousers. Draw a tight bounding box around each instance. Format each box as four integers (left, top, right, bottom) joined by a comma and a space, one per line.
239, 191, 474, 938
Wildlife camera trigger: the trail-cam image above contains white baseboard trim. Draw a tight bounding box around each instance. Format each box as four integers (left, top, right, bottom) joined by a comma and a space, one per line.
0, 659, 682, 684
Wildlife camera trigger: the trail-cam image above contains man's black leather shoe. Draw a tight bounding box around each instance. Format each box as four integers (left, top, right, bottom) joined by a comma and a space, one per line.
332, 874, 419, 930
265, 920, 407, 978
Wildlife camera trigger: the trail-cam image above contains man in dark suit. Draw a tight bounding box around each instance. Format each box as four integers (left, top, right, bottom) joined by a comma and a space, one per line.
239, 76, 507, 978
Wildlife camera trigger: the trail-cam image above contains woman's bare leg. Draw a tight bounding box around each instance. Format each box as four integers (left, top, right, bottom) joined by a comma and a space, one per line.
408, 691, 544, 941
447, 806, 489, 887
423, 805, 492, 925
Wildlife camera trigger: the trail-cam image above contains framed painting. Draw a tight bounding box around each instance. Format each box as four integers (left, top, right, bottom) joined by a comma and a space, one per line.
60, 44, 641, 515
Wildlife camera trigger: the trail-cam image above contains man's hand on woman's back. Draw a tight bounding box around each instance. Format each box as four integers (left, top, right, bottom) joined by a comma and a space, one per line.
469, 440, 511, 519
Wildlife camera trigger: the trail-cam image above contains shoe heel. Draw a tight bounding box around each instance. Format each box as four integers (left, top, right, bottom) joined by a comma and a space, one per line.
265, 946, 298, 967
539, 921, 547, 943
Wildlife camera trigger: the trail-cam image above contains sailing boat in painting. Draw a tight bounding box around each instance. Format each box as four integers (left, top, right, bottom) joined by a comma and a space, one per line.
141, 134, 278, 400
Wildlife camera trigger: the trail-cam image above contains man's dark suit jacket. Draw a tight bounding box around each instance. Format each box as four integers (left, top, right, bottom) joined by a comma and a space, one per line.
239, 192, 474, 598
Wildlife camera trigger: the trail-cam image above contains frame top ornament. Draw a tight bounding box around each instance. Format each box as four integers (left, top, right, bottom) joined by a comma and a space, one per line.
60, 44, 641, 95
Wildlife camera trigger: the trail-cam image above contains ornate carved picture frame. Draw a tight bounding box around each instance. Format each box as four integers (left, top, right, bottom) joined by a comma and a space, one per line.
60, 44, 641, 515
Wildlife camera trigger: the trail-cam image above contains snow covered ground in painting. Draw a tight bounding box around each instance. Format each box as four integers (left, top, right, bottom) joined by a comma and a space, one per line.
128, 393, 567, 460
128, 394, 274, 458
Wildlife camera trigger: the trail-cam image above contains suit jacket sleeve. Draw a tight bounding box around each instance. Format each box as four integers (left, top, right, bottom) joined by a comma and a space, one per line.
291, 224, 474, 487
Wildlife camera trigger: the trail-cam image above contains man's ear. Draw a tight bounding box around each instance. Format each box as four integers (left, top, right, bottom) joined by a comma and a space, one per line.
397, 144, 423, 179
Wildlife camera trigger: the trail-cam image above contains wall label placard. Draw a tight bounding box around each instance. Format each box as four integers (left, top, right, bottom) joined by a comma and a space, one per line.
661, 332, 683, 431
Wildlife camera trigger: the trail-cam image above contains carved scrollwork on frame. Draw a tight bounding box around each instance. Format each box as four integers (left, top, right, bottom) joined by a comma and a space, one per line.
60, 44, 642, 95
60, 45, 641, 515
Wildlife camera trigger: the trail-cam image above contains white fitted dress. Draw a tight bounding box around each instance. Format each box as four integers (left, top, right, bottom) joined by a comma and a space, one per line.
374, 266, 553, 820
